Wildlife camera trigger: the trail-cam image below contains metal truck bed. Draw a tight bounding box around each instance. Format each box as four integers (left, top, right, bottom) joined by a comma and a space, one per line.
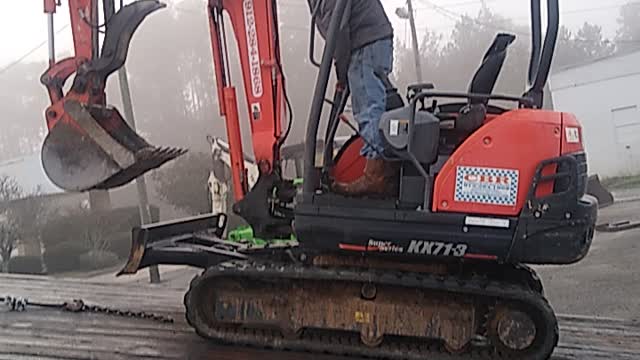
0, 273, 638, 360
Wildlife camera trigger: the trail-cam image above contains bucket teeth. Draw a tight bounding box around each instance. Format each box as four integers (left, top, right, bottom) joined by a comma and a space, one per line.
95, 146, 188, 189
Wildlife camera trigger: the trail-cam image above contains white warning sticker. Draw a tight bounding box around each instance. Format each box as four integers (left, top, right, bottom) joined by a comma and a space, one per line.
565, 127, 580, 143
454, 166, 519, 206
465, 216, 510, 228
389, 120, 399, 136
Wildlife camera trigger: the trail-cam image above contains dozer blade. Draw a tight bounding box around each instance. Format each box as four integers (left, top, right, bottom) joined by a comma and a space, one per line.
586, 174, 614, 208
42, 100, 187, 191
117, 213, 243, 276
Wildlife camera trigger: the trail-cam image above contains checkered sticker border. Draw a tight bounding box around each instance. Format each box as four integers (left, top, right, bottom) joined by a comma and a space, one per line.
454, 166, 519, 206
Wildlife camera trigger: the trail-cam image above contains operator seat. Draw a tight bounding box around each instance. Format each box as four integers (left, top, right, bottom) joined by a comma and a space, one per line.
455, 33, 516, 131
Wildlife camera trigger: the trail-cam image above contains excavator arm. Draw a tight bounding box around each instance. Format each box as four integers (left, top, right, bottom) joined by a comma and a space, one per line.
204, 0, 295, 239
41, 0, 186, 192
206, 0, 287, 200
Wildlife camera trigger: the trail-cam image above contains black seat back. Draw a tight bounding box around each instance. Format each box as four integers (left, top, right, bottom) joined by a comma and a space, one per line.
455, 33, 515, 132
468, 33, 516, 104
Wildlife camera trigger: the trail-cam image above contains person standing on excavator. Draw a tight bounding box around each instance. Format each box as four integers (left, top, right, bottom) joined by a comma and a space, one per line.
308, 0, 395, 196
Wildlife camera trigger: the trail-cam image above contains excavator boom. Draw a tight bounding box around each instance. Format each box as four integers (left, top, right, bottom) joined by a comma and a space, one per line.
205, 0, 294, 239
206, 0, 286, 200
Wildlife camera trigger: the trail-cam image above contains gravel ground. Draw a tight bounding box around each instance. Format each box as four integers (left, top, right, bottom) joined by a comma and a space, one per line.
535, 199, 640, 321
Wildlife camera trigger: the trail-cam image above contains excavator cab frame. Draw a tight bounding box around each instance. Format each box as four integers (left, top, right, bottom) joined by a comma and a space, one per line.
306, 0, 559, 197
292, 0, 596, 264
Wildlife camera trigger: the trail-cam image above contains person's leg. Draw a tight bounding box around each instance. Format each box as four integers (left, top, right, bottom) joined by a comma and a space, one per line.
334, 38, 394, 196
357, 38, 393, 159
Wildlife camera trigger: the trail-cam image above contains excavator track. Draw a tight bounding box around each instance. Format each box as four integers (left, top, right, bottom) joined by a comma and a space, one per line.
184, 259, 559, 360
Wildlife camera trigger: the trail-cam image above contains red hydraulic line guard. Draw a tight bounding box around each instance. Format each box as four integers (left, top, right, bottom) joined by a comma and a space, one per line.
223, 87, 249, 200
208, 4, 247, 200
208, 2, 228, 117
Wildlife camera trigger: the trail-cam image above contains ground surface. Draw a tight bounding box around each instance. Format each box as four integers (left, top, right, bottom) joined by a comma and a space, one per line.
1, 274, 639, 360
534, 198, 640, 320
1, 198, 640, 359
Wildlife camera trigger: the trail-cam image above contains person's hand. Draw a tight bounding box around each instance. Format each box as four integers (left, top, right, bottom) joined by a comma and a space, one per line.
334, 61, 349, 87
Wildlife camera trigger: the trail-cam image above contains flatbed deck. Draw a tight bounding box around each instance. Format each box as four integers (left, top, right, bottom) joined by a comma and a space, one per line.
0, 273, 639, 360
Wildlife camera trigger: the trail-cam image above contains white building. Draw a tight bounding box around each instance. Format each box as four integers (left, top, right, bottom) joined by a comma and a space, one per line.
550, 50, 640, 178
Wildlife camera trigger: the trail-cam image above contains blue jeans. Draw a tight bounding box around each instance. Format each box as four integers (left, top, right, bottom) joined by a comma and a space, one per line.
348, 38, 394, 159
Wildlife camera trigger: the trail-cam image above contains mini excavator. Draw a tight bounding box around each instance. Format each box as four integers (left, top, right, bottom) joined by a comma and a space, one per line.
41, 0, 597, 359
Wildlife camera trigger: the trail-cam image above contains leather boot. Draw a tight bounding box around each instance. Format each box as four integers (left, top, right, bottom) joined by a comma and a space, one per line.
333, 158, 389, 197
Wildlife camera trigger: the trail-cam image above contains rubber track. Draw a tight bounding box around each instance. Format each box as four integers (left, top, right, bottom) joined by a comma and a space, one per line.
184, 260, 559, 360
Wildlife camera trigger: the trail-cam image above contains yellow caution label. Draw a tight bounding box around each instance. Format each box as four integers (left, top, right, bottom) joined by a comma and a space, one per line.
354, 311, 371, 324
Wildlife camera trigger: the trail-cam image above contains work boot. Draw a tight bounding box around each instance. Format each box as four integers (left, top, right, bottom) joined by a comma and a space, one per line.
333, 158, 389, 197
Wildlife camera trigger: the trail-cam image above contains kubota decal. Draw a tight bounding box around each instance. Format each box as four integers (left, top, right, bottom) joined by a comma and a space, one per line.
243, 0, 263, 98
454, 166, 519, 206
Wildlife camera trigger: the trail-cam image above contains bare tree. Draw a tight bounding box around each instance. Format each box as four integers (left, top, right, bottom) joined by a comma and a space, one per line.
152, 151, 212, 215
0, 220, 19, 272
0, 176, 21, 203
616, 1, 640, 52
0, 176, 51, 272
82, 213, 111, 252
0, 176, 23, 272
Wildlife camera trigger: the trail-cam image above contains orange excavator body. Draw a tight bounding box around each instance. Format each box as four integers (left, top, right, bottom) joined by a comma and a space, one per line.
39, 2, 599, 360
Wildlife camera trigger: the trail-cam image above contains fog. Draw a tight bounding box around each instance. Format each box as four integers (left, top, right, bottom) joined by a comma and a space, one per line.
0, 0, 638, 164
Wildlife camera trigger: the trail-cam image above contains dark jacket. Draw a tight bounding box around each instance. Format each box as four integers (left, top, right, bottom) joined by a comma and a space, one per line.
307, 0, 394, 83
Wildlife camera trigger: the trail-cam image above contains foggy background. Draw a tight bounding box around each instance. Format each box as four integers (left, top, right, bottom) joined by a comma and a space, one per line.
0, 0, 638, 163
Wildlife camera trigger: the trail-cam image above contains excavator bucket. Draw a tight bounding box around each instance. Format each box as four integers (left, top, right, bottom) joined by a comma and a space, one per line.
41, 0, 186, 192
42, 101, 186, 191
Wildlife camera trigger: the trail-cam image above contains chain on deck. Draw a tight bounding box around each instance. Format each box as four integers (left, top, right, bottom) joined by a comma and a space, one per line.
184, 259, 559, 360
1, 295, 174, 324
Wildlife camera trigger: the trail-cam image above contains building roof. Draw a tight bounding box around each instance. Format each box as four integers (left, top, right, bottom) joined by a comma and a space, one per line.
0, 153, 63, 197
552, 47, 640, 74
549, 49, 640, 92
